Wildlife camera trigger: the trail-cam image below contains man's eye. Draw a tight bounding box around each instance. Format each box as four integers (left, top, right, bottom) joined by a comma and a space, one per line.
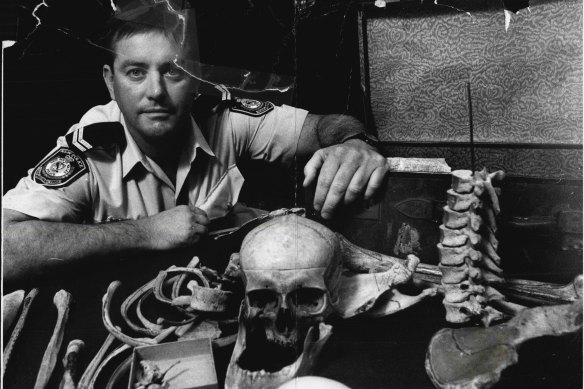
127, 69, 145, 79
165, 66, 185, 80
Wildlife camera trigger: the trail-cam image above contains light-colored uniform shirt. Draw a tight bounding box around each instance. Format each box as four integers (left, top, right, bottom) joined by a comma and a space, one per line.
3, 100, 308, 223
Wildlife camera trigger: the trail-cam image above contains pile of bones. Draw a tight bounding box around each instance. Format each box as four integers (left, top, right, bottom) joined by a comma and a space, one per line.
85, 169, 582, 389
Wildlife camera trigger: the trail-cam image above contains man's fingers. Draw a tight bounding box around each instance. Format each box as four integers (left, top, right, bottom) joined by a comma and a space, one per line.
312, 157, 342, 214
303, 151, 325, 188
364, 165, 389, 200
343, 167, 369, 204
189, 206, 209, 225
318, 163, 358, 219
194, 212, 209, 226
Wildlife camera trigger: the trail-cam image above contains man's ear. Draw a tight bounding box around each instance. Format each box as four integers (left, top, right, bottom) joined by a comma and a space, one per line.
103, 65, 115, 100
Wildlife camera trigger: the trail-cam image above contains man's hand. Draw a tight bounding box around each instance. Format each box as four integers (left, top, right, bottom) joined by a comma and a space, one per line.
140, 205, 210, 250
303, 139, 389, 219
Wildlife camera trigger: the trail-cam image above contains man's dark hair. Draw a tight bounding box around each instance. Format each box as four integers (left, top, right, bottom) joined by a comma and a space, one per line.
102, 3, 190, 68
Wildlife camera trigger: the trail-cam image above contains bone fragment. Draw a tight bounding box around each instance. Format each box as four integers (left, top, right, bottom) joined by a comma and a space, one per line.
3, 290, 25, 338
34, 289, 72, 389
334, 254, 419, 318
59, 339, 85, 389
439, 264, 469, 284
442, 207, 470, 229
437, 242, 481, 266
338, 233, 411, 273
442, 282, 485, 303
172, 281, 234, 313
3, 288, 39, 380
451, 170, 474, 193
365, 288, 438, 318
426, 299, 582, 389
446, 189, 481, 211
172, 256, 201, 299
479, 253, 503, 275
439, 225, 468, 247
442, 206, 483, 231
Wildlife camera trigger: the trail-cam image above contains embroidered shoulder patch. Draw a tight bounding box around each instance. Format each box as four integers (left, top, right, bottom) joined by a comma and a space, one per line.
230, 98, 274, 117
32, 147, 88, 188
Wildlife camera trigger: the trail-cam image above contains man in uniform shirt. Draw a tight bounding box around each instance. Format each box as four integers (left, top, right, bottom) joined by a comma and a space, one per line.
2, 7, 389, 285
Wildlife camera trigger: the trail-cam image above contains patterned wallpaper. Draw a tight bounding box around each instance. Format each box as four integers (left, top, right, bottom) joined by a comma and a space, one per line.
364, 0, 583, 145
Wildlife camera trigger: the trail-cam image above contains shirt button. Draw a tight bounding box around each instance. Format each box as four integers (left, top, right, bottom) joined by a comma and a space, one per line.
225, 201, 232, 210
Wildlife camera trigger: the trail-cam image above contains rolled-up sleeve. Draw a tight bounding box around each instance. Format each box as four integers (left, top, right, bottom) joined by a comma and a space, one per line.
3, 139, 93, 223
228, 104, 308, 165
3, 172, 92, 223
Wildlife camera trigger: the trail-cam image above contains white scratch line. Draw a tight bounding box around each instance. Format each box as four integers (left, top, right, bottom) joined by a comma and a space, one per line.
433, 0, 472, 18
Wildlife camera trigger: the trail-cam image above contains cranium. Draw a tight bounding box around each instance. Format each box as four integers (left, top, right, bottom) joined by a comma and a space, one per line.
225, 215, 339, 389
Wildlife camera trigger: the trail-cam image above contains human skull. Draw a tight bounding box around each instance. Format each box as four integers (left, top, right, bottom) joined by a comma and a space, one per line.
225, 214, 340, 388
241, 214, 341, 346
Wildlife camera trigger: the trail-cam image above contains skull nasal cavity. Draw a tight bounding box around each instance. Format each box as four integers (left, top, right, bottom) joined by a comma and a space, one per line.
276, 307, 295, 333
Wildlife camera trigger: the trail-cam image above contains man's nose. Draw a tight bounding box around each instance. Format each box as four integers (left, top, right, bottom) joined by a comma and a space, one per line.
146, 73, 166, 99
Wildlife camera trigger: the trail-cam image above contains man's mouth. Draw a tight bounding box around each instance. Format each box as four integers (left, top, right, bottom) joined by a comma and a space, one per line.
142, 108, 172, 114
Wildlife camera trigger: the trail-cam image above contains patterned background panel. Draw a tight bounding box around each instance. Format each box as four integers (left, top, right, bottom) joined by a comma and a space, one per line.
365, 0, 582, 144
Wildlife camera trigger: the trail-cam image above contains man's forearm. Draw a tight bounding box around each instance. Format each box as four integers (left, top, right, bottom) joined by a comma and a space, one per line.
3, 219, 150, 283
297, 114, 377, 156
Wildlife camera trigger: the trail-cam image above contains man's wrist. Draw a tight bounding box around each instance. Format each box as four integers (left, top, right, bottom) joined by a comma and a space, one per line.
342, 132, 380, 148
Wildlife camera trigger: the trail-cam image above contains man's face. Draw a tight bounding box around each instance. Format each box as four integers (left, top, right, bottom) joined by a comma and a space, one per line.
103, 31, 194, 151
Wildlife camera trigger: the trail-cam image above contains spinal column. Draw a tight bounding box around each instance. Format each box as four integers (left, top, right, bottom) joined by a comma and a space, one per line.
438, 168, 506, 325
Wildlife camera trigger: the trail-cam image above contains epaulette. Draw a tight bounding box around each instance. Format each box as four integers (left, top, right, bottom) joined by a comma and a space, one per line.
64, 122, 125, 153
230, 97, 274, 117
32, 122, 124, 188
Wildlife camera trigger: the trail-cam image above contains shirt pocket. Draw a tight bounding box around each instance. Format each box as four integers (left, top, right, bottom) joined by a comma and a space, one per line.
198, 164, 245, 220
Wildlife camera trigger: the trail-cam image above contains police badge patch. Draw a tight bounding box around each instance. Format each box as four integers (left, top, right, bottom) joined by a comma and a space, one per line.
32, 147, 88, 188
230, 98, 274, 117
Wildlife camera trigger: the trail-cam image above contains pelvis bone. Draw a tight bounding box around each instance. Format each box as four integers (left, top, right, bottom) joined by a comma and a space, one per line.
225, 214, 435, 389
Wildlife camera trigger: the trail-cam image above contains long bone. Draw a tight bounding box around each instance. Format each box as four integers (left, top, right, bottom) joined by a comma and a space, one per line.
414, 263, 582, 305
78, 334, 117, 389
3, 288, 39, 380
59, 339, 85, 389
3, 290, 25, 338
34, 289, 72, 389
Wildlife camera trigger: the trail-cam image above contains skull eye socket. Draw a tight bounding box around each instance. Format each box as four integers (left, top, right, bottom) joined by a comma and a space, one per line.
289, 288, 326, 314
248, 290, 279, 310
